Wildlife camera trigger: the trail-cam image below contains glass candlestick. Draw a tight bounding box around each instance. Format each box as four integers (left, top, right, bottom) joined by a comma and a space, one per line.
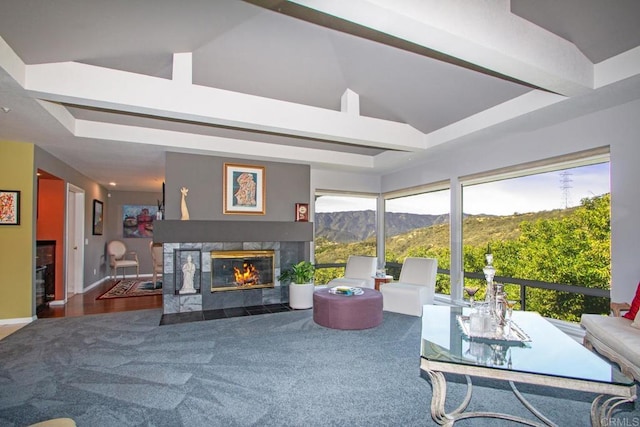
464, 286, 479, 308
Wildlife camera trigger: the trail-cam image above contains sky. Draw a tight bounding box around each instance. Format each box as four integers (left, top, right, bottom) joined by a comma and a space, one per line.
315, 162, 610, 216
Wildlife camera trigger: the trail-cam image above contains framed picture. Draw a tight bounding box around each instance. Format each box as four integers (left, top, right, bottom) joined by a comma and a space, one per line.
295, 203, 309, 222
92, 199, 104, 235
223, 163, 265, 215
122, 204, 158, 238
0, 190, 20, 225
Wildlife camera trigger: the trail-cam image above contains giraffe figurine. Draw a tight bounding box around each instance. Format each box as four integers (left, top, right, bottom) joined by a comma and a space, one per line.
180, 187, 190, 220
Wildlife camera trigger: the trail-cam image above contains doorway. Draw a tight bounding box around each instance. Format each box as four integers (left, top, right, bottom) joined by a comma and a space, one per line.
66, 184, 85, 299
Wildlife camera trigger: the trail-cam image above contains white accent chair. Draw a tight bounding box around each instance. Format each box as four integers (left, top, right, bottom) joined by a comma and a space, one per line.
327, 255, 377, 289
381, 257, 437, 316
149, 241, 163, 287
107, 240, 139, 279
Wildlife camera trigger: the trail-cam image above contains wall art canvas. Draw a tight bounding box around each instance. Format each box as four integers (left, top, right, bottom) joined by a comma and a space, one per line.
92, 199, 104, 235
0, 190, 20, 225
122, 204, 158, 238
223, 163, 265, 215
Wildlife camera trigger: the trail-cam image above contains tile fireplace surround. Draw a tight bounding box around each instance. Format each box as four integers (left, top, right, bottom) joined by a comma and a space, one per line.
154, 220, 313, 315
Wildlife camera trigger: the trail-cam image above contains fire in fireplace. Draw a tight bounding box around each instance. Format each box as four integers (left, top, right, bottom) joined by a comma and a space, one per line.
211, 250, 275, 292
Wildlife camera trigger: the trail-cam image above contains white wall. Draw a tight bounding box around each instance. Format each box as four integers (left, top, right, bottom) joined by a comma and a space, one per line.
313, 99, 640, 303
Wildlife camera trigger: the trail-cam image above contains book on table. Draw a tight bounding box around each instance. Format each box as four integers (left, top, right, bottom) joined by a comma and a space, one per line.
329, 286, 364, 296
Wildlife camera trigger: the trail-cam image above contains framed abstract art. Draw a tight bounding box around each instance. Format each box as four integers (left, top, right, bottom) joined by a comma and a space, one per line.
0, 190, 20, 225
223, 163, 265, 215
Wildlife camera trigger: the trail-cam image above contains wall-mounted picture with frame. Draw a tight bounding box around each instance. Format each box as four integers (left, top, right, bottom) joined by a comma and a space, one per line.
92, 199, 104, 235
0, 190, 20, 225
122, 205, 158, 238
223, 163, 265, 215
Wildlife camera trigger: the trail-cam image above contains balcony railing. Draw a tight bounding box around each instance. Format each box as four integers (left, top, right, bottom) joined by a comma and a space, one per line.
315, 262, 610, 313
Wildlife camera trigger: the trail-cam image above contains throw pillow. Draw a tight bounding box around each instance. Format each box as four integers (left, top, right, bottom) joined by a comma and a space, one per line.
623, 281, 640, 320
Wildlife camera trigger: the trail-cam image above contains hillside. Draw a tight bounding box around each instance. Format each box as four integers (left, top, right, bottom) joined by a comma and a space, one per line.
315, 210, 449, 243
315, 207, 576, 263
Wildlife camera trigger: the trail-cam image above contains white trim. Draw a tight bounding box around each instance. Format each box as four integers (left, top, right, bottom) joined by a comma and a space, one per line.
383, 180, 450, 200
315, 189, 378, 198
0, 316, 36, 325
82, 276, 111, 293
460, 147, 610, 186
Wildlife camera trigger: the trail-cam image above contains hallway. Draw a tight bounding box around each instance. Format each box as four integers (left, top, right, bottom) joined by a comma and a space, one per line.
38, 278, 162, 318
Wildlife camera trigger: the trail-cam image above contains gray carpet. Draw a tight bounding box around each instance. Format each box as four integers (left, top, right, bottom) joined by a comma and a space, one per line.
0, 308, 637, 426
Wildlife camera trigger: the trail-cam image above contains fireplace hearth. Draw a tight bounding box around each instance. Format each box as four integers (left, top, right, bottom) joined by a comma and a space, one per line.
154, 220, 313, 315
211, 250, 275, 292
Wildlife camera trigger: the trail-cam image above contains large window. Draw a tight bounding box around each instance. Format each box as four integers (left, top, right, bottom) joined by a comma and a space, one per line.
385, 187, 450, 294
461, 158, 610, 321
314, 192, 377, 284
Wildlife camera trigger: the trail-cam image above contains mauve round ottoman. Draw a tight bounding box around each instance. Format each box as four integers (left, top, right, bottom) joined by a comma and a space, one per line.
313, 288, 383, 330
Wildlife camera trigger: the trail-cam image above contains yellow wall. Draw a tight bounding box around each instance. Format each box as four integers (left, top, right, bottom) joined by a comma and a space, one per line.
0, 141, 35, 320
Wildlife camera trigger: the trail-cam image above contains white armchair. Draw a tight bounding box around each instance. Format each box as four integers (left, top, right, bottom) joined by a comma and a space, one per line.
327, 255, 377, 289
380, 257, 437, 316
107, 240, 139, 279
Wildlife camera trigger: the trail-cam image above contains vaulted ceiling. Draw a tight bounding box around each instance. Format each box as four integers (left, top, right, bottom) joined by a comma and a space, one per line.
1, 0, 639, 191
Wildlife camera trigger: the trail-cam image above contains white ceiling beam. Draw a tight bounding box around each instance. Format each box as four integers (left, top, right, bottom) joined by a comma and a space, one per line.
73, 119, 375, 168
341, 89, 360, 116
595, 46, 640, 89
288, 0, 594, 96
24, 61, 425, 152
425, 90, 566, 149
172, 52, 193, 85
0, 36, 25, 86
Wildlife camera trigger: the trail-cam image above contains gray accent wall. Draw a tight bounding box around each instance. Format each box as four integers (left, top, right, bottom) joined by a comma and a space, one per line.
164, 153, 311, 222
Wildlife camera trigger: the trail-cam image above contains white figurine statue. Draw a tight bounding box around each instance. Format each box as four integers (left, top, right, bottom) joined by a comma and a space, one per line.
180, 254, 196, 294
180, 187, 190, 220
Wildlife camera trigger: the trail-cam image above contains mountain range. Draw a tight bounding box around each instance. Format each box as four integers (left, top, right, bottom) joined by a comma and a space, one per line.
314, 210, 451, 243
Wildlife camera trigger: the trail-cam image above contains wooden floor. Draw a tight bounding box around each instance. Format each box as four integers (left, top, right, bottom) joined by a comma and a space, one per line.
38, 278, 163, 318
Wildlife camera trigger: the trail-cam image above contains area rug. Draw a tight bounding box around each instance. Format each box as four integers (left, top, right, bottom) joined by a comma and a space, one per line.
97, 279, 162, 300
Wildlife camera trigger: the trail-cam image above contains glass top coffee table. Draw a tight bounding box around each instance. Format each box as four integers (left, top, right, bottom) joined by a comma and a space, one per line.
421, 305, 636, 426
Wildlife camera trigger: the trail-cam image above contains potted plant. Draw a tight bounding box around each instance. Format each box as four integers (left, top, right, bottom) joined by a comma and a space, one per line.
279, 261, 316, 309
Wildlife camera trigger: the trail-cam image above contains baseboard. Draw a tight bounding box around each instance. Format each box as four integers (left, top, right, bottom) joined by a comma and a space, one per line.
82, 277, 110, 293
0, 316, 36, 325
49, 300, 66, 306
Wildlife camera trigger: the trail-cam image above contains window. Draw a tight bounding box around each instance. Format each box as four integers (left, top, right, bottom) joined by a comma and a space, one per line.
314, 192, 377, 284
461, 156, 610, 321
385, 186, 450, 294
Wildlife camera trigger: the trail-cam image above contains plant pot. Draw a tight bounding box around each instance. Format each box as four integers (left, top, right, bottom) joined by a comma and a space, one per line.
289, 282, 315, 309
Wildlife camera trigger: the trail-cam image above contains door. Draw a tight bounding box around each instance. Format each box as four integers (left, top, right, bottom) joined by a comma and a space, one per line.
66, 184, 85, 298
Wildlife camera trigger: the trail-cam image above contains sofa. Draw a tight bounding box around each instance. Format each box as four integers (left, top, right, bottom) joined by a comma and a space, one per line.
580, 302, 640, 382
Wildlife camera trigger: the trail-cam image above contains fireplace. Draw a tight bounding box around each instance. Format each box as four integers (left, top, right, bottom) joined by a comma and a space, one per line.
211, 250, 275, 292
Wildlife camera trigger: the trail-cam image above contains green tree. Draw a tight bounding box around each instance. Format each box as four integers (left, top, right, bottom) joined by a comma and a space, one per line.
511, 194, 610, 320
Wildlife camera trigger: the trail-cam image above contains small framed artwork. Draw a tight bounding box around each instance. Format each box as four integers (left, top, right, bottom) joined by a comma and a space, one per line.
223, 163, 266, 215
295, 203, 309, 222
92, 199, 104, 235
0, 190, 20, 225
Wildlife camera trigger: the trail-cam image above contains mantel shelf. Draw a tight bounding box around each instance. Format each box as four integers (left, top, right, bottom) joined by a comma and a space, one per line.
153, 220, 313, 243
